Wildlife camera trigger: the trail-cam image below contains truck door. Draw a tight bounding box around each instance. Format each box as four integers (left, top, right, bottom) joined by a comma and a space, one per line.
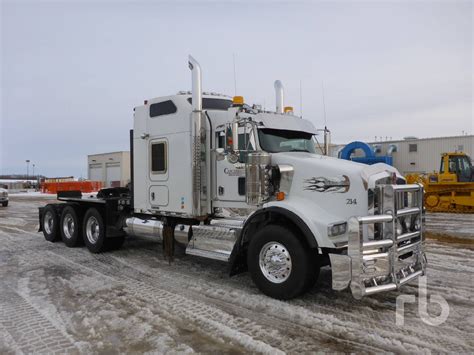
214, 127, 256, 202
148, 138, 169, 207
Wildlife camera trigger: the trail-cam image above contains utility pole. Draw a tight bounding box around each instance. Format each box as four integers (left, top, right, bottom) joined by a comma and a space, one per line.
26, 160, 30, 182
33, 164, 36, 190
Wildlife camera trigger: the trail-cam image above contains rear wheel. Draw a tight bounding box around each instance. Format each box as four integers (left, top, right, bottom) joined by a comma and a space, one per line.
83, 208, 124, 253
83, 208, 106, 253
60, 205, 83, 247
42, 205, 60, 242
247, 224, 319, 300
2, 201, 7, 207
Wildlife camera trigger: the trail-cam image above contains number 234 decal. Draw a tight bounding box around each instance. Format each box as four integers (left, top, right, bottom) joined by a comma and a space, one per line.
346, 198, 357, 205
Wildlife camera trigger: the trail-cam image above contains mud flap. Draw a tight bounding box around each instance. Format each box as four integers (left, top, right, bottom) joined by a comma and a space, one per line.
163, 224, 175, 263
38, 207, 44, 232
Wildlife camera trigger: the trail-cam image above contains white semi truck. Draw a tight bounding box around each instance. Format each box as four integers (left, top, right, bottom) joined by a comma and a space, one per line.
39, 56, 426, 300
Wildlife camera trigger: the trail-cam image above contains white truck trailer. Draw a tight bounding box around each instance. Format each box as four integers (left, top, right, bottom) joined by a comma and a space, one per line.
38, 56, 426, 300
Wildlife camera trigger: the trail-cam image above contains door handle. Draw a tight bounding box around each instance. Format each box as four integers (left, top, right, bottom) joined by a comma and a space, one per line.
151, 192, 155, 200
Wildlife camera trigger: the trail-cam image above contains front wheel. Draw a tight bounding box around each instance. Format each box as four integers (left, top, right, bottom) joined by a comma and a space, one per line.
2, 201, 7, 207
247, 225, 319, 300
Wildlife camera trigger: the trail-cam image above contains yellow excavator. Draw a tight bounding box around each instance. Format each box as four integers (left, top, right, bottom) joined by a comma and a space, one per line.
406, 152, 474, 213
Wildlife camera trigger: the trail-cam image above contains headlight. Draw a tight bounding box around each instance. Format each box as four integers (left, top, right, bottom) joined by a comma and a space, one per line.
328, 222, 347, 237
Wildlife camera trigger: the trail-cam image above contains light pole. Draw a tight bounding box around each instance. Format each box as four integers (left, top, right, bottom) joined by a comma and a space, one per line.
32, 164, 36, 189
26, 160, 30, 182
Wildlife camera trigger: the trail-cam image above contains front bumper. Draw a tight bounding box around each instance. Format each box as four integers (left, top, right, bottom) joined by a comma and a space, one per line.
329, 184, 426, 299
0, 197, 8, 202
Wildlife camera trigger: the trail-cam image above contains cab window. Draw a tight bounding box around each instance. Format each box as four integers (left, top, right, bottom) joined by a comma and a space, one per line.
150, 100, 177, 118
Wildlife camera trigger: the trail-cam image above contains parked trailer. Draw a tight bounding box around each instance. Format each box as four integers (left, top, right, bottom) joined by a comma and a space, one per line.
38, 56, 426, 300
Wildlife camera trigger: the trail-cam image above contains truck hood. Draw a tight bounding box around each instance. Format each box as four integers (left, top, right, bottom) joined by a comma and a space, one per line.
266, 152, 402, 248
271, 152, 401, 189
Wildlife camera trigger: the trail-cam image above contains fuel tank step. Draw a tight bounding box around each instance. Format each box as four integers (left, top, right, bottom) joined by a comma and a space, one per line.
185, 219, 244, 262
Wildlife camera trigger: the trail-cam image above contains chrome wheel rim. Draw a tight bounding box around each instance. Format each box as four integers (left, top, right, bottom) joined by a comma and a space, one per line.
259, 242, 292, 283
62, 214, 75, 239
86, 216, 100, 244
44, 211, 54, 234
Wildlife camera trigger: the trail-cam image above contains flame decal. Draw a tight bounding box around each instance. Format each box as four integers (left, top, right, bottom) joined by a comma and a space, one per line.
304, 175, 350, 193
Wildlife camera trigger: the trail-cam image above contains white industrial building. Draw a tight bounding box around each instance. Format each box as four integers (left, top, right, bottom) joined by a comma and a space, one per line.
331, 135, 473, 175
87, 151, 131, 188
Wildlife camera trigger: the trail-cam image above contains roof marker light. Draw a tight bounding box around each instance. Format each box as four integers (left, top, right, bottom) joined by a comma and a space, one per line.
232, 96, 244, 106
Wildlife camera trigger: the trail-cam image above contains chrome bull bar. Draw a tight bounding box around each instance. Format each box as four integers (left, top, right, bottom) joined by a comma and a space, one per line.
330, 183, 427, 299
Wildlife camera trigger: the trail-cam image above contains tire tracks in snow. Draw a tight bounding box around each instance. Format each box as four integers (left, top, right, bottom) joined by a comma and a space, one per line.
1, 223, 473, 353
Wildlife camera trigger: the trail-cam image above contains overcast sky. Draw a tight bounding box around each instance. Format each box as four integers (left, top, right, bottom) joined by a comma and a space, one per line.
1, 0, 472, 177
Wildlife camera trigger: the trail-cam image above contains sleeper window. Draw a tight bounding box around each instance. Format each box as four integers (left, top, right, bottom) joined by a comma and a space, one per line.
151, 142, 167, 173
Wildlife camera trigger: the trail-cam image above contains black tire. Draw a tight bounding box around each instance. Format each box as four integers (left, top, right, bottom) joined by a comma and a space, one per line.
60, 205, 83, 247
42, 205, 60, 242
2, 201, 7, 207
83, 208, 107, 253
247, 224, 319, 300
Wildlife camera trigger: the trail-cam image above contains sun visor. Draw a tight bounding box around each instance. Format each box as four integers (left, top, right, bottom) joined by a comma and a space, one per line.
255, 113, 317, 135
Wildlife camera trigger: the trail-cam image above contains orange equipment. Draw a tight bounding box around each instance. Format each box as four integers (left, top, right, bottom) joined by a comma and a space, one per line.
41, 181, 103, 194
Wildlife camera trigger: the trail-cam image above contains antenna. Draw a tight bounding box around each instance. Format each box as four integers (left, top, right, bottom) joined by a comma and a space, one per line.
322, 82, 327, 126
232, 53, 237, 96
299, 80, 303, 118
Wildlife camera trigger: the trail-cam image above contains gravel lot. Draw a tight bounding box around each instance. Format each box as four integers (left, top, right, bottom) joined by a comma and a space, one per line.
1, 195, 473, 353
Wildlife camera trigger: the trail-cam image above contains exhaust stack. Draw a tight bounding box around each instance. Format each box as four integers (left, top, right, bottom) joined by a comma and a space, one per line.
274, 80, 284, 114
189, 55, 202, 112
188, 55, 206, 217
323, 127, 331, 156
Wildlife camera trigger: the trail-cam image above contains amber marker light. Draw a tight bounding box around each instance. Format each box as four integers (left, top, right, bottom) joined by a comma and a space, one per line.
276, 191, 285, 201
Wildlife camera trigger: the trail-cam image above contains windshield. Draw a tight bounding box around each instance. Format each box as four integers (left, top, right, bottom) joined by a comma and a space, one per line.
258, 128, 316, 153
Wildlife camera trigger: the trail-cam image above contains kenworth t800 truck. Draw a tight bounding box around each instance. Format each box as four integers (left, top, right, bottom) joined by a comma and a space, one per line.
39, 56, 426, 300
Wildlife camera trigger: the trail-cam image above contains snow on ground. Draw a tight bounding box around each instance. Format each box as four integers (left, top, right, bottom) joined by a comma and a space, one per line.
0, 195, 473, 353
425, 213, 474, 241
